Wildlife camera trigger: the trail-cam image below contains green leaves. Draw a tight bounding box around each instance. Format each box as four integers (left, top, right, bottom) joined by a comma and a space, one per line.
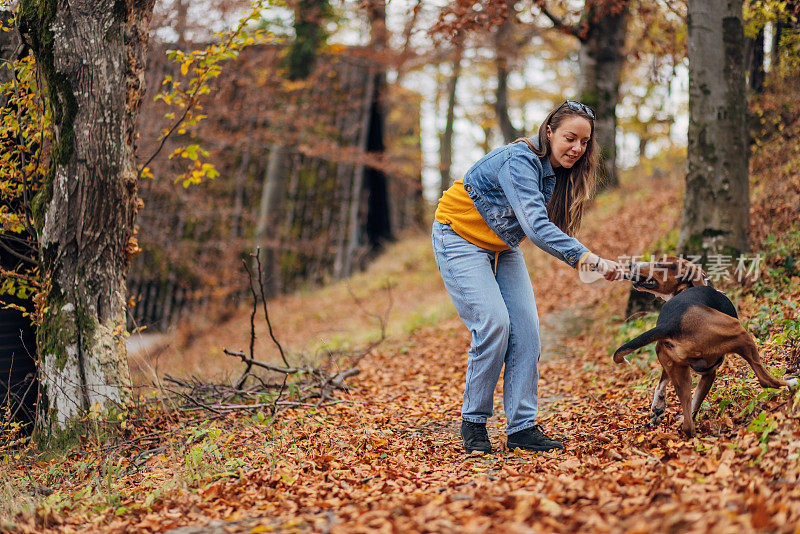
747, 410, 778, 460
0, 276, 36, 301
168, 145, 219, 187
140, 0, 276, 185
0, 47, 48, 310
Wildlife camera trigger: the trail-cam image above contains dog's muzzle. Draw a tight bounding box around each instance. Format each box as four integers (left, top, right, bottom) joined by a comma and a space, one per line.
622, 261, 649, 283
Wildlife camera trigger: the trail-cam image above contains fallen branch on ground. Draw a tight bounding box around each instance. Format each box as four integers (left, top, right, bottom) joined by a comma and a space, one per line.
158, 248, 368, 420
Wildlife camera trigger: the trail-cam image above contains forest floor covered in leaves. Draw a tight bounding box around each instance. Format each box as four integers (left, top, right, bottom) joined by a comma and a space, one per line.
2, 148, 799, 533
4, 83, 800, 532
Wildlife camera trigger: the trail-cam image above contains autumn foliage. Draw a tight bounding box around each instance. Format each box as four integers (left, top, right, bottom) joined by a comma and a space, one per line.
3, 102, 800, 530
3, 6, 800, 533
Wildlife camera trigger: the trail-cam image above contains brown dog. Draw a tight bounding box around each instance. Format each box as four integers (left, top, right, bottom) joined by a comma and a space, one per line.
614, 256, 797, 437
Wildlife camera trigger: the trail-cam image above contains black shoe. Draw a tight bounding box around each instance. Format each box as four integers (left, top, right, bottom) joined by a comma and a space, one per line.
461, 420, 492, 453
507, 425, 564, 452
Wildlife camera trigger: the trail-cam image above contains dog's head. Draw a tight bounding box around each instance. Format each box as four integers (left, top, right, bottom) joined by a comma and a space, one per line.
624, 256, 712, 299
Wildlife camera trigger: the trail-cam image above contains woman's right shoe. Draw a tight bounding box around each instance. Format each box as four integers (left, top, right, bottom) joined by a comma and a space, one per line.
461, 420, 492, 453
507, 424, 564, 452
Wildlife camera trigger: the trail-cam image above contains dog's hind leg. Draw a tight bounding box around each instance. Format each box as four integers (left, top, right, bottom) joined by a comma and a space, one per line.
673, 365, 695, 437
734, 333, 793, 389
650, 369, 669, 427
683, 310, 795, 389
691, 368, 718, 420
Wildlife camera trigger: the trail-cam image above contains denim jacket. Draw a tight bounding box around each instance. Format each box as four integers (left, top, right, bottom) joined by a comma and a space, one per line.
462, 137, 589, 267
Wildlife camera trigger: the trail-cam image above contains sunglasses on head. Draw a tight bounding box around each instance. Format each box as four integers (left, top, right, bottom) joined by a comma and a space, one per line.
553, 100, 596, 120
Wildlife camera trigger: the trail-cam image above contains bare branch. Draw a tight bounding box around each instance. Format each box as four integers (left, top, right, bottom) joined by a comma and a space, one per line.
235, 256, 261, 389
656, 0, 686, 19
535, 1, 581, 40
0, 238, 37, 265
254, 249, 289, 367
224, 349, 304, 375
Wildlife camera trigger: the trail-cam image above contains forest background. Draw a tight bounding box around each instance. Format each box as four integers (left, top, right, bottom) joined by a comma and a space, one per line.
1, 0, 800, 532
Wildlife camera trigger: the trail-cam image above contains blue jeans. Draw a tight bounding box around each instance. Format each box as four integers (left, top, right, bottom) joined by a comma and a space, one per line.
431, 221, 541, 434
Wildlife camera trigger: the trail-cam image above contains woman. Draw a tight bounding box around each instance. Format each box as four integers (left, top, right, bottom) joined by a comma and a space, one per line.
432, 100, 623, 453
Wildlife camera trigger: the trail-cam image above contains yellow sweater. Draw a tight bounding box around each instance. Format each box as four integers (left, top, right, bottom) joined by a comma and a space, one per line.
434, 179, 515, 251
435, 179, 592, 270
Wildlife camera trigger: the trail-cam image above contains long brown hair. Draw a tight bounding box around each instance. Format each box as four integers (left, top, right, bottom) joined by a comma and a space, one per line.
514, 104, 598, 237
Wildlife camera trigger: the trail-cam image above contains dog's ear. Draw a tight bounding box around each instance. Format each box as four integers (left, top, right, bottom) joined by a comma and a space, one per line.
678, 263, 713, 288
693, 273, 714, 288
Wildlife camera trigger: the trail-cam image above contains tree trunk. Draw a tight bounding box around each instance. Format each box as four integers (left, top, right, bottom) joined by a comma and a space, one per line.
232, 146, 251, 238
175, 0, 189, 48
495, 59, 521, 143
439, 42, 462, 194
254, 144, 287, 296
479, 124, 492, 154
343, 71, 377, 277
494, 1, 521, 143
362, 0, 391, 252
366, 0, 388, 51
578, 4, 628, 191
393, 0, 422, 86
747, 27, 765, 93
771, 21, 784, 74
678, 0, 749, 257
624, 288, 663, 320
364, 90, 392, 248
284, 0, 330, 80
0, 10, 21, 108
20, 0, 155, 436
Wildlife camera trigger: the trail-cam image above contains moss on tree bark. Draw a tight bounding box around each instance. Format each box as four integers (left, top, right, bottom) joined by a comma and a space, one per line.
19, 0, 155, 440
679, 0, 749, 260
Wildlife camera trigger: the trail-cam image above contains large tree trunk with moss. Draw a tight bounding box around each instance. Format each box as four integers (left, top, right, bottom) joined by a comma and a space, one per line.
20, 0, 155, 436
578, 3, 628, 191
678, 0, 749, 257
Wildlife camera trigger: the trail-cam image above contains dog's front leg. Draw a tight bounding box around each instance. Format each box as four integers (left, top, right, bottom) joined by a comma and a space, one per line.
650, 369, 669, 426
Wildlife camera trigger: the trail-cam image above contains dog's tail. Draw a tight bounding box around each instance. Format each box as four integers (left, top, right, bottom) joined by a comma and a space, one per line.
613, 327, 668, 364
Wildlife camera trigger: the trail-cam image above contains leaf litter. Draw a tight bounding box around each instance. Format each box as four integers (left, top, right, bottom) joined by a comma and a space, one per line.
4, 157, 800, 533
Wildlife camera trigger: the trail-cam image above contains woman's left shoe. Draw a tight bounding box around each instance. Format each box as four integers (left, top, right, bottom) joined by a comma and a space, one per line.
507, 425, 564, 451
461, 421, 492, 453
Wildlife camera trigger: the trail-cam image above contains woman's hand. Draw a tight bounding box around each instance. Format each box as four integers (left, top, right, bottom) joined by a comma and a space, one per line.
596, 257, 625, 281
580, 253, 625, 281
